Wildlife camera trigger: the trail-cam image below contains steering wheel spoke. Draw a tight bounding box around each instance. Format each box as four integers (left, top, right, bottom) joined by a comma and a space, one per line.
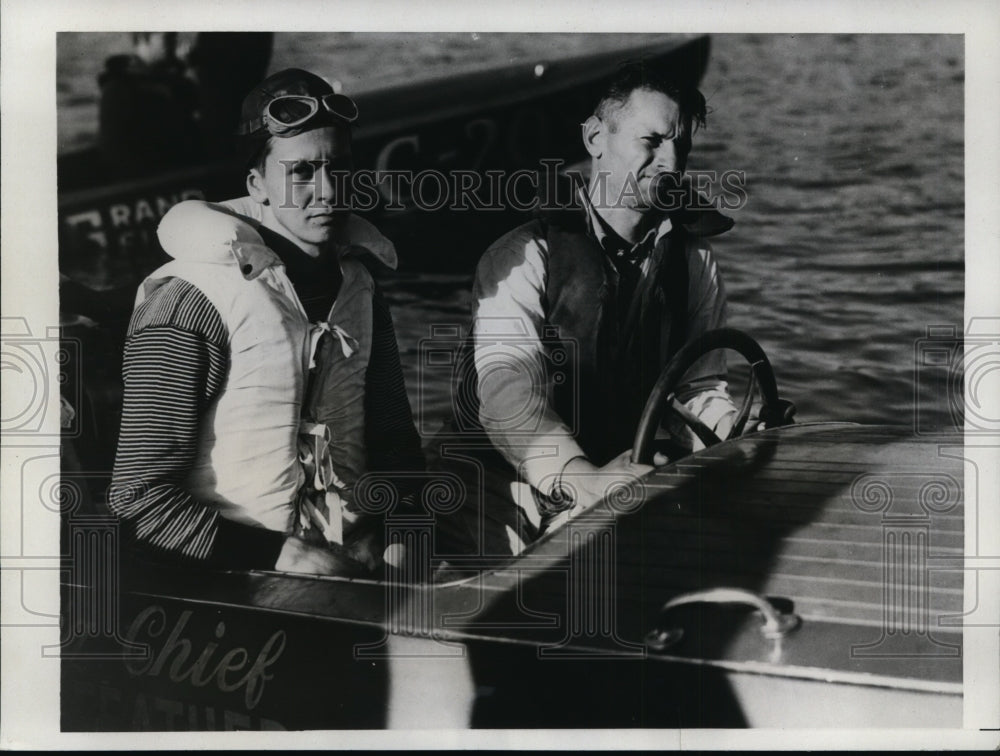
666, 396, 724, 449
730, 366, 758, 437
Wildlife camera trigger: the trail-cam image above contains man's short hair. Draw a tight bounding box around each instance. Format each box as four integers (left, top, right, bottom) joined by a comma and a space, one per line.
594, 59, 708, 136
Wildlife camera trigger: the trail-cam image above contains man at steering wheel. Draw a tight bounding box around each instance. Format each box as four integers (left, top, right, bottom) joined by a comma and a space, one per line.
437, 61, 740, 557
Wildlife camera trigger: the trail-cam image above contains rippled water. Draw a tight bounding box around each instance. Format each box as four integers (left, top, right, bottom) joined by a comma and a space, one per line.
58, 33, 965, 434
691, 34, 964, 428
387, 34, 965, 433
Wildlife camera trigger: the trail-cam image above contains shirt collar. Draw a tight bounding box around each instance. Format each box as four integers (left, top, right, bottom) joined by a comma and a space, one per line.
577, 184, 674, 263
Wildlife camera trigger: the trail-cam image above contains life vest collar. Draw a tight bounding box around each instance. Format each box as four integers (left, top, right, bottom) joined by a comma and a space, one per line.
157, 200, 399, 281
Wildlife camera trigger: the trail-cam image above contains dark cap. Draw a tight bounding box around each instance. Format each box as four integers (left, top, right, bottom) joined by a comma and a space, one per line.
237, 68, 347, 166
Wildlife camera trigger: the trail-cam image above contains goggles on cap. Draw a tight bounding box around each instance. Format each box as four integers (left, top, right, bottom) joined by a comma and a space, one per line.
245, 93, 359, 137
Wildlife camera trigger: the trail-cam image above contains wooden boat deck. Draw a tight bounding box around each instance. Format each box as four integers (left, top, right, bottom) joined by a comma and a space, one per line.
62, 422, 964, 730
114, 423, 962, 693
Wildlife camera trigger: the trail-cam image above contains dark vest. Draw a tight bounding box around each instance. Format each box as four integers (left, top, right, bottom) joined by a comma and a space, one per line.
543, 213, 690, 464
456, 217, 698, 466
454, 182, 734, 467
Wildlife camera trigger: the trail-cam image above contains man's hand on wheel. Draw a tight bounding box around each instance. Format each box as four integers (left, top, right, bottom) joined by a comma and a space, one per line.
558, 449, 667, 512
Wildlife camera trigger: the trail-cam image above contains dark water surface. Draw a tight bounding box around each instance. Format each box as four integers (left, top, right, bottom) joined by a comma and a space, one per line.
58, 33, 964, 435
386, 34, 965, 434
686, 34, 963, 428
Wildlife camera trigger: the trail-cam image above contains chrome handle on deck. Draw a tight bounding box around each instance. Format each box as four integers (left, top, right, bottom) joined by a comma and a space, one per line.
644, 587, 801, 652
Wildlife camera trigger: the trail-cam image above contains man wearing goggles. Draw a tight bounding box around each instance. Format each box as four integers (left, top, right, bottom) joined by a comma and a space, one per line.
237, 68, 361, 249
110, 68, 424, 575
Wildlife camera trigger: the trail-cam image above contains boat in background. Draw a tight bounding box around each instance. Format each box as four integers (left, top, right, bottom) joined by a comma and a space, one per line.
58, 34, 710, 291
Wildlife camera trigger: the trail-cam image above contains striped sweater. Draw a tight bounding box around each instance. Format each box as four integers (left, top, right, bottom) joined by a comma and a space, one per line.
109, 251, 423, 568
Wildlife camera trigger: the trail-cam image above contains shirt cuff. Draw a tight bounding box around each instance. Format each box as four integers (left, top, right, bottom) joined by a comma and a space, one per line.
675, 381, 739, 450
685, 390, 738, 434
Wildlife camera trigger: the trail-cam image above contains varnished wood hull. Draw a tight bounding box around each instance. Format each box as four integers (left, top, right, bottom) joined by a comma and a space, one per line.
61, 423, 963, 729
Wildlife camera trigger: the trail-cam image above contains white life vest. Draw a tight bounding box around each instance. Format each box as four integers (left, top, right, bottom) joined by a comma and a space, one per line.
139, 252, 310, 532
151, 199, 391, 539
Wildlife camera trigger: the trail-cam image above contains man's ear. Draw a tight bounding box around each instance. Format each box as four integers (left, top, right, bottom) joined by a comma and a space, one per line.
582, 115, 605, 159
247, 169, 269, 206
